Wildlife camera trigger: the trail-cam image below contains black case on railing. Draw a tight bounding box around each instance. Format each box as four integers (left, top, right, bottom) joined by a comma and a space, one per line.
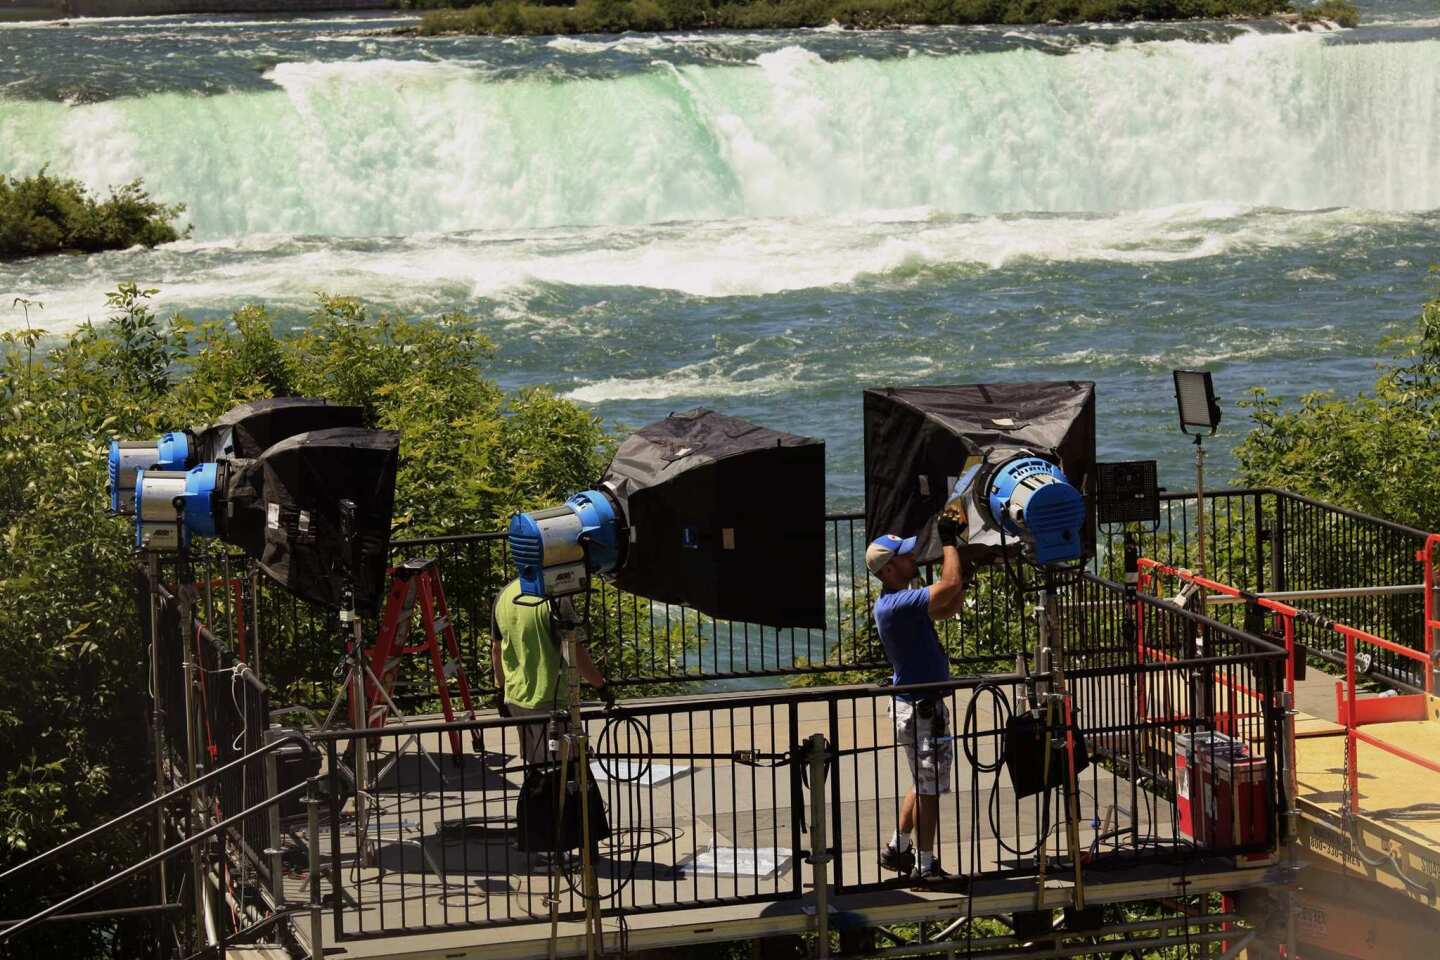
516, 764, 612, 854
1004, 708, 1091, 799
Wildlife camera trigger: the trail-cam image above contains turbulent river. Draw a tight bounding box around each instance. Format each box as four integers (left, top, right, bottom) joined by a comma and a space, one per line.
3, 4, 1439, 506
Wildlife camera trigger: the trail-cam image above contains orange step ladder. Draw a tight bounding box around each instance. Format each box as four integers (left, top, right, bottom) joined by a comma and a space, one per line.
360, 558, 482, 758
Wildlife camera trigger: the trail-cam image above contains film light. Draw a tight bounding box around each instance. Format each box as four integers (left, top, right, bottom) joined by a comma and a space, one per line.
1173, 370, 1221, 436
508, 409, 827, 629
1095, 460, 1160, 528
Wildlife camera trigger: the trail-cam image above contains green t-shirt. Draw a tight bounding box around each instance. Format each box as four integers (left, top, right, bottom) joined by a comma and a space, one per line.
493, 579, 567, 710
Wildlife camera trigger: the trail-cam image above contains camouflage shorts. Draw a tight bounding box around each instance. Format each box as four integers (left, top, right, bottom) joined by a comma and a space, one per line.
893, 697, 953, 796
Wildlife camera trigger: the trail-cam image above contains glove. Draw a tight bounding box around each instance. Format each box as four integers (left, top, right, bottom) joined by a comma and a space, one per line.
599, 684, 617, 711
936, 513, 968, 547
497, 700, 513, 719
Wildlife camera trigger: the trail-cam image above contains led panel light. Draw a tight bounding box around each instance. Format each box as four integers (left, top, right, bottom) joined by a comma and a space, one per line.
1173, 370, 1221, 435
1096, 460, 1160, 527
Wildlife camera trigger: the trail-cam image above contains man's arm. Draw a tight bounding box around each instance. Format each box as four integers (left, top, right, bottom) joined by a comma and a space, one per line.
926, 543, 965, 620
553, 595, 608, 695
491, 599, 505, 687
573, 641, 606, 691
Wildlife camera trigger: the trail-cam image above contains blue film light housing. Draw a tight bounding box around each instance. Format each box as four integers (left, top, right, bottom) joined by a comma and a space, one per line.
508, 488, 623, 600
108, 432, 194, 514
156, 431, 190, 471
132, 462, 220, 552
181, 463, 220, 538
985, 456, 1086, 565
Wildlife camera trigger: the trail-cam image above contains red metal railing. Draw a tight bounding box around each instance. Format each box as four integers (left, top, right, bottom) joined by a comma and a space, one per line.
1140, 558, 1440, 816
1418, 533, 1440, 695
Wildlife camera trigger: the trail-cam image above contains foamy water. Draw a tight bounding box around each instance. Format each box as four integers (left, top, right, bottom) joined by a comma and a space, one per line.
2, 11, 1438, 502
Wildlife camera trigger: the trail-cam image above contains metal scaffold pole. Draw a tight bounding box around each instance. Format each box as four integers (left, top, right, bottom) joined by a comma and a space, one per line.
145, 552, 171, 955
807, 732, 832, 960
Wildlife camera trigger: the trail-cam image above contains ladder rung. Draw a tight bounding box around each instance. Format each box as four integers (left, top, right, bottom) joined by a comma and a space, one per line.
431, 616, 449, 633
443, 659, 461, 679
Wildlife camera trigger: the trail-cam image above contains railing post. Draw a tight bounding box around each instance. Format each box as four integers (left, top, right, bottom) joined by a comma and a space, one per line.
327, 740, 345, 945
1271, 495, 1287, 594
805, 733, 831, 960
1253, 491, 1266, 594
1345, 633, 1359, 815
1281, 688, 1298, 841
306, 774, 324, 960
263, 734, 284, 906
1424, 536, 1438, 696
180, 621, 206, 941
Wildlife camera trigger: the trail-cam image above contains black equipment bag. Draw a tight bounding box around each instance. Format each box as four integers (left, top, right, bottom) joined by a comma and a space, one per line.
1004, 708, 1090, 799
516, 762, 612, 854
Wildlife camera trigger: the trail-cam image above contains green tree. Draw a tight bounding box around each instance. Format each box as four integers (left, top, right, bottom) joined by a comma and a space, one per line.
1234, 282, 1440, 530
0, 287, 682, 956
0, 172, 187, 261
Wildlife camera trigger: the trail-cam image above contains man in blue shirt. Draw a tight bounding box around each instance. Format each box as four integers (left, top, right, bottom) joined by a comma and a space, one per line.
866, 509, 967, 883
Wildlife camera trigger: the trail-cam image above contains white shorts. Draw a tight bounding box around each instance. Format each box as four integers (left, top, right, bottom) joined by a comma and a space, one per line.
893, 697, 953, 796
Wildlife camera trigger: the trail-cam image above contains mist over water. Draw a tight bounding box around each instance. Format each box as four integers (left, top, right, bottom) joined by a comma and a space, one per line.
3, 8, 1439, 506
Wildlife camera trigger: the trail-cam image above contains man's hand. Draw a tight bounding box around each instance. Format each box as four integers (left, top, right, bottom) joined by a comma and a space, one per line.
936, 513, 968, 547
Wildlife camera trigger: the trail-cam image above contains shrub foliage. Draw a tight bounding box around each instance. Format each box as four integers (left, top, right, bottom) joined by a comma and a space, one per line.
0, 288, 615, 955
1234, 282, 1440, 530
0, 171, 187, 261
412, 0, 1336, 37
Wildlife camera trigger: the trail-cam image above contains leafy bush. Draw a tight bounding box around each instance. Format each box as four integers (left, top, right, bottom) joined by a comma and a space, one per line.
1298, 0, 1357, 26
0, 171, 187, 261
414, 0, 1310, 36
0, 286, 659, 954
1234, 281, 1440, 530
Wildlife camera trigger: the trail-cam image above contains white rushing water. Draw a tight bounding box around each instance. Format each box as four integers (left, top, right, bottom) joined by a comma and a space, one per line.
3, 30, 1439, 240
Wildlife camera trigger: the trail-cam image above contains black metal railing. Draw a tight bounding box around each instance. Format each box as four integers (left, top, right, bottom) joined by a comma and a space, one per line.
304, 571, 1285, 941
1096, 488, 1430, 690
142, 565, 282, 952
188, 488, 1429, 703
0, 731, 319, 956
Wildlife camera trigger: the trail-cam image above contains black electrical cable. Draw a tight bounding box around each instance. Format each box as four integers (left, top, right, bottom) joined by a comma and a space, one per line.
960, 681, 1060, 861
557, 710, 652, 905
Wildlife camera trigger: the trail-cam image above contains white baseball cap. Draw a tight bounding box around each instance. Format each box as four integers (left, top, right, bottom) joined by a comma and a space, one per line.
865, 534, 917, 575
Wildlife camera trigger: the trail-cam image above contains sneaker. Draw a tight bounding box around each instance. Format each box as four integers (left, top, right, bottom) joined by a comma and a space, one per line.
879, 843, 915, 876
912, 859, 954, 884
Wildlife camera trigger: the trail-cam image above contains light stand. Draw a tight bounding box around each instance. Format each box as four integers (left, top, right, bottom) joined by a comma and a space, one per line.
1096, 460, 1161, 852
144, 548, 169, 946
562, 623, 602, 959
1032, 564, 1087, 911
337, 500, 372, 863
1172, 370, 1222, 583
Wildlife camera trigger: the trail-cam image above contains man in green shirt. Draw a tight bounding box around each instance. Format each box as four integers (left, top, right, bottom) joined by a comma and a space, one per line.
490, 578, 609, 769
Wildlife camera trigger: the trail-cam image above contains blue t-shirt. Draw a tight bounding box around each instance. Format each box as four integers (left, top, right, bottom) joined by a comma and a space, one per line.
873, 587, 950, 696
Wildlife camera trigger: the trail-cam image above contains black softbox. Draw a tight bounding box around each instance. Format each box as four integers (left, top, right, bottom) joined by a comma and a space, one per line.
192, 397, 364, 463
864, 382, 1096, 566
222, 427, 399, 614
602, 409, 825, 629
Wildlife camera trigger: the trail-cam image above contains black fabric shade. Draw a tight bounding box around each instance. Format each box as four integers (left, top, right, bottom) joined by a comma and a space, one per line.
864, 382, 1097, 566
603, 408, 826, 629
223, 427, 399, 614
193, 397, 365, 463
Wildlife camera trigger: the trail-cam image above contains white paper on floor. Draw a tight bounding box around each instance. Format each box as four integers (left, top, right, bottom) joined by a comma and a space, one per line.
589, 761, 691, 786
674, 845, 793, 881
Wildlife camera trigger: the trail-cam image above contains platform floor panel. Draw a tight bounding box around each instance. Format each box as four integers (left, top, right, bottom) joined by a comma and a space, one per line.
290, 858, 1270, 960
1295, 719, 1440, 850
288, 692, 1190, 956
